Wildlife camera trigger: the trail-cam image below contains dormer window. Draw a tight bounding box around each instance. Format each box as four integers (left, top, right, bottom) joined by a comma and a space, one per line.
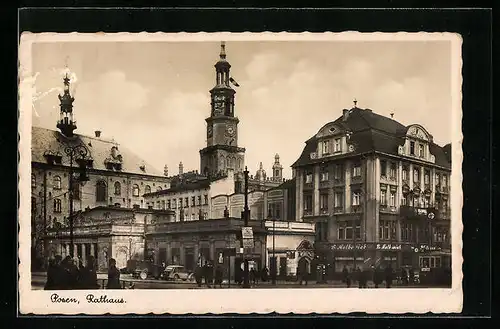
410, 141, 415, 155
322, 141, 330, 154
419, 144, 425, 158
333, 138, 341, 152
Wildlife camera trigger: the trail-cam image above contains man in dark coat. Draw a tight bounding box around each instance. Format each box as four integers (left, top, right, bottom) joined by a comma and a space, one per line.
342, 265, 349, 287
214, 265, 223, 288
373, 265, 383, 288
204, 262, 214, 288
106, 258, 122, 289
194, 265, 203, 287
355, 267, 362, 288
385, 264, 393, 288
79, 256, 99, 289
261, 267, 269, 282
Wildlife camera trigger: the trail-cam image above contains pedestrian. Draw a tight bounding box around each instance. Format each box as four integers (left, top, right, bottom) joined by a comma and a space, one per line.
204, 261, 213, 288
409, 267, 415, 285
373, 265, 382, 288
106, 258, 122, 289
356, 267, 362, 288
79, 255, 99, 289
342, 265, 350, 287
66, 257, 80, 289
261, 267, 269, 282
214, 265, 223, 289
250, 268, 256, 285
194, 265, 203, 287
385, 264, 393, 288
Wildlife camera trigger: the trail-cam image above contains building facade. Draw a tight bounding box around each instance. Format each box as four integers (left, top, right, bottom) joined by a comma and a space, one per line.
292, 105, 452, 274
31, 75, 171, 270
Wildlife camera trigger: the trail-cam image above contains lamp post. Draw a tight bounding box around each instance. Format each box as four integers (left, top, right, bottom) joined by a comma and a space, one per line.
242, 166, 251, 288
63, 142, 91, 257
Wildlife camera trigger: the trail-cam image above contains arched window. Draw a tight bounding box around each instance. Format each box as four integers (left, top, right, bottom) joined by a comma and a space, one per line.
133, 184, 140, 197
53, 199, 62, 213
53, 176, 62, 190
226, 157, 231, 168
237, 159, 242, 170
96, 181, 107, 202
114, 182, 121, 195
144, 185, 151, 194
31, 174, 36, 189
156, 186, 162, 192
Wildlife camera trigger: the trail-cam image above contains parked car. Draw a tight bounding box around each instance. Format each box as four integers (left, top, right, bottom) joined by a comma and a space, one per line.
126, 259, 165, 280
164, 265, 194, 281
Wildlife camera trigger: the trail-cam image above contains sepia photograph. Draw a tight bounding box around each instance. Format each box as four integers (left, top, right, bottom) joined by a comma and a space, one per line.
18, 32, 463, 314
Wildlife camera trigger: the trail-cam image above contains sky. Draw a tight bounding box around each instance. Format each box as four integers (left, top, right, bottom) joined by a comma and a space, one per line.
31, 40, 452, 178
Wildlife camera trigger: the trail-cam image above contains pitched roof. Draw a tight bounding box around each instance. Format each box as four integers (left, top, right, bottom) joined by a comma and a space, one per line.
32, 126, 165, 177
292, 107, 451, 169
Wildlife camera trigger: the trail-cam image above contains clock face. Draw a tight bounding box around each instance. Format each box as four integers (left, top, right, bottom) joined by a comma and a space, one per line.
348, 145, 355, 152
214, 94, 225, 102
227, 126, 234, 136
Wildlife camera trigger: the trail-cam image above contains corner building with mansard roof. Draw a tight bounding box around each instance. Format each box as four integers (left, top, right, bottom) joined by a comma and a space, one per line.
292, 105, 452, 280
31, 74, 172, 271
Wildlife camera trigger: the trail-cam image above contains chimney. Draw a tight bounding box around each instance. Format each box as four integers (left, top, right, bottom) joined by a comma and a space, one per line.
95, 130, 101, 138
179, 161, 184, 175
342, 109, 349, 121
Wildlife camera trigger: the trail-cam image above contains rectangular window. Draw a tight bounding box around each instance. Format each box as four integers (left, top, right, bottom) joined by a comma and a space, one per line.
410, 141, 415, 155
185, 197, 189, 207
390, 191, 396, 207
204, 195, 208, 205
334, 138, 341, 152
338, 225, 345, 240
424, 170, 430, 185
419, 144, 425, 157
322, 140, 330, 154
402, 167, 408, 181
413, 168, 420, 183
320, 194, 328, 210
390, 163, 397, 179
345, 225, 353, 240
304, 194, 313, 211
380, 160, 387, 177
352, 163, 361, 177
334, 164, 343, 181
380, 189, 387, 205
355, 221, 361, 239
167, 200, 171, 209
198, 196, 202, 206
320, 167, 329, 181
305, 172, 313, 184
352, 191, 361, 206
334, 192, 343, 208
191, 196, 195, 206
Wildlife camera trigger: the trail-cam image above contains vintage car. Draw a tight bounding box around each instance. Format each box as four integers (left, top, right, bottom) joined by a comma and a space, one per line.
126, 259, 165, 280
164, 265, 194, 281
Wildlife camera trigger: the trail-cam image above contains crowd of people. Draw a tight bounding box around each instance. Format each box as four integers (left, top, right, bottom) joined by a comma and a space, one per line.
192, 261, 272, 288
44, 255, 124, 290
340, 264, 419, 288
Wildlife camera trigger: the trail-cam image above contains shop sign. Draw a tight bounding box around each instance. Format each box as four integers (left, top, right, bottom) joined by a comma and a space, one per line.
330, 243, 368, 251
418, 244, 441, 252
416, 208, 427, 216
376, 243, 402, 251
334, 257, 365, 261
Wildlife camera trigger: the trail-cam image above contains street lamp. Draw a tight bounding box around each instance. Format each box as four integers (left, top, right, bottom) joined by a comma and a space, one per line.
63, 142, 91, 257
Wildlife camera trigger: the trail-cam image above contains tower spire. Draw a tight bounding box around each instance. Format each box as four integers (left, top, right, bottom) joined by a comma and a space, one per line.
56, 71, 77, 137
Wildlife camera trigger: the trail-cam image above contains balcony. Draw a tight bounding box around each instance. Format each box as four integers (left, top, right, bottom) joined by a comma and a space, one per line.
303, 209, 313, 217
400, 206, 438, 220
351, 175, 363, 185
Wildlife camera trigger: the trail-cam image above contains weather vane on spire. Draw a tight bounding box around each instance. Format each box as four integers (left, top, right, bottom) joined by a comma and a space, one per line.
353, 99, 358, 107
220, 41, 226, 60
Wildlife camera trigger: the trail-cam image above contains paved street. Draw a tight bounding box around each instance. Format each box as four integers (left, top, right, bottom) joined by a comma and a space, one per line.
32, 272, 443, 290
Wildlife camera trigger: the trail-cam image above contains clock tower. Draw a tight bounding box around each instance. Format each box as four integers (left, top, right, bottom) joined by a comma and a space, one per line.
200, 42, 245, 177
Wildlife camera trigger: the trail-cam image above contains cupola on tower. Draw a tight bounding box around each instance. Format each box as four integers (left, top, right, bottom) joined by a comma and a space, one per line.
199, 42, 246, 178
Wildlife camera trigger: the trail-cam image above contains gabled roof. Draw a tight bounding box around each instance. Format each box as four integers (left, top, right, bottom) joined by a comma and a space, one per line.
292, 107, 451, 169
32, 127, 165, 177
